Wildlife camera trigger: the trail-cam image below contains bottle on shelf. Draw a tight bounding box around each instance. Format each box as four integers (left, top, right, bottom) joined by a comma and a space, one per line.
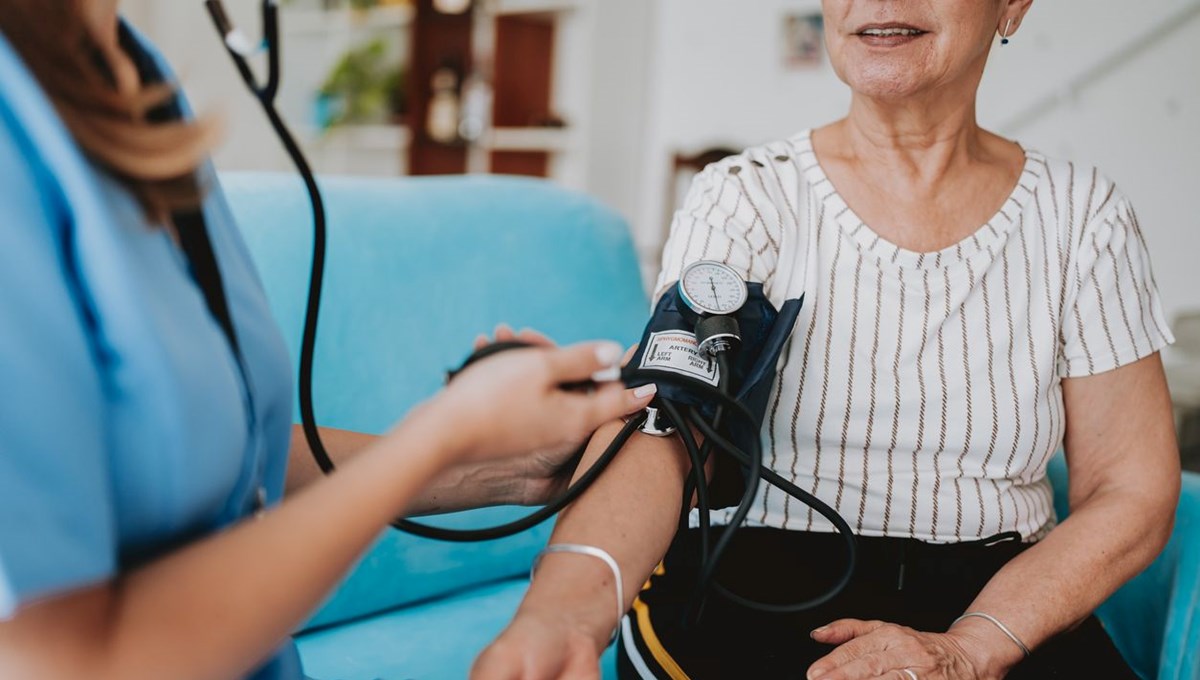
425, 63, 462, 144
457, 64, 493, 143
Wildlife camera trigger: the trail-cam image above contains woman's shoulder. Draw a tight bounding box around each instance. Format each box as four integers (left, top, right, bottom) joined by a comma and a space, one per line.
1022, 149, 1136, 233
696, 131, 814, 175
687, 131, 820, 208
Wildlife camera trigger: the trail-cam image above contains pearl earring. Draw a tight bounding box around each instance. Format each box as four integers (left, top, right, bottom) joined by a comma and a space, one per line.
1000, 18, 1014, 45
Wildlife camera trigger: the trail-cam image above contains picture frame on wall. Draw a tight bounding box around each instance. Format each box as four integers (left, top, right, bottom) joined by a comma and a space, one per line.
783, 12, 825, 68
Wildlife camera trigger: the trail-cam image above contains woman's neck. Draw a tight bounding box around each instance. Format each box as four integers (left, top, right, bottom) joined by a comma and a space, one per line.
812, 87, 1026, 252
837, 89, 990, 184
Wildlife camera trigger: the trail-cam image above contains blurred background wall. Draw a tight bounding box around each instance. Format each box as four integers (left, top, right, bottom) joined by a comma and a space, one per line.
122, 0, 1197, 317
121, 1, 1200, 458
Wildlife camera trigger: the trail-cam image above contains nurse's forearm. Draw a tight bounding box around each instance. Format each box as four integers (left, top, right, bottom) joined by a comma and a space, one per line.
0, 407, 455, 680
287, 424, 528, 514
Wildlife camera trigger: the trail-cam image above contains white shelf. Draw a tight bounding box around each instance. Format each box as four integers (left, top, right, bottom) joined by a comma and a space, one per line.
484, 127, 573, 152
320, 124, 412, 151
282, 4, 414, 35
307, 124, 410, 177
491, 0, 579, 17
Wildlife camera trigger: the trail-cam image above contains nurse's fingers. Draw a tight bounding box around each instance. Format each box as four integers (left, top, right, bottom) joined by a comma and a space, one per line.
515, 327, 554, 346
544, 341, 625, 383
475, 326, 553, 352
566, 382, 657, 432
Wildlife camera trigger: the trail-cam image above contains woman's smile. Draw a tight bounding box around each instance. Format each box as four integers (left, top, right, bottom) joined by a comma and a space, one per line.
854, 22, 931, 48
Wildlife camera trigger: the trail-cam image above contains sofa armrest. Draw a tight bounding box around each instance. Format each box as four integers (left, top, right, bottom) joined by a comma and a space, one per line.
1048, 455, 1200, 679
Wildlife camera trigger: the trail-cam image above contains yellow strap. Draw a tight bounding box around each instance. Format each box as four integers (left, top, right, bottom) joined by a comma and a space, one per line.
630, 561, 690, 680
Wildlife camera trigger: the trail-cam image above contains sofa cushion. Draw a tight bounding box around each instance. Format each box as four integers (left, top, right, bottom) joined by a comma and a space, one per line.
295, 577, 620, 680
302, 507, 552, 631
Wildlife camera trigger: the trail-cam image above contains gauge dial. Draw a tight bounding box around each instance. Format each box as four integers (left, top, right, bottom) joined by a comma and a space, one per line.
678, 261, 748, 316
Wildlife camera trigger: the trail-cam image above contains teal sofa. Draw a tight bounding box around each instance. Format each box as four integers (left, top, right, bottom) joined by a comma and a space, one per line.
223, 172, 1198, 680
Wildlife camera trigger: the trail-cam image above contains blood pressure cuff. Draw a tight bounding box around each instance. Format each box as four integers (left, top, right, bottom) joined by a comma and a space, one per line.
623, 283, 804, 509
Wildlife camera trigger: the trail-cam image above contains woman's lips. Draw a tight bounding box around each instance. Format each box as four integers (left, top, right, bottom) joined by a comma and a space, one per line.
855, 25, 928, 47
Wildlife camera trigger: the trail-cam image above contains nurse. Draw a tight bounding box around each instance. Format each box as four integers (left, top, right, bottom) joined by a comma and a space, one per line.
0, 2, 657, 679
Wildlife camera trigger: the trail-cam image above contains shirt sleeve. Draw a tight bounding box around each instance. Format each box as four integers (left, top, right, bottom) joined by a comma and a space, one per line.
652, 160, 782, 304
0, 122, 117, 619
1059, 195, 1175, 377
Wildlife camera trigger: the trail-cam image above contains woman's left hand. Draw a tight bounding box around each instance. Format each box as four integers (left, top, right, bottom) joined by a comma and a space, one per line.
806, 619, 1015, 680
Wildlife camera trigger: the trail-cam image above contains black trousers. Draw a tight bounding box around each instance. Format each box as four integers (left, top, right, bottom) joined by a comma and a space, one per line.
618, 528, 1137, 679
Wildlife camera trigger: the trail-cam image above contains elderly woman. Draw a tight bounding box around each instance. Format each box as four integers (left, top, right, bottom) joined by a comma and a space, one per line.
473, 1, 1181, 679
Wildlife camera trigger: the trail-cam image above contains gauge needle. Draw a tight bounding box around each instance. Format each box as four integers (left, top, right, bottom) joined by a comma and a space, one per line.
709, 277, 719, 306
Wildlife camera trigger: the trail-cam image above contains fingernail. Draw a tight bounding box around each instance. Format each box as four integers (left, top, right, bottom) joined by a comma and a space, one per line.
591, 366, 621, 383
811, 626, 828, 637
633, 384, 658, 399
595, 342, 623, 366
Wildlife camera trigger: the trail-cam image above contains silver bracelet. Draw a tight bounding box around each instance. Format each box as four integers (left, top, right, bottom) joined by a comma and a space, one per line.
950, 611, 1032, 658
531, 543, 625, 644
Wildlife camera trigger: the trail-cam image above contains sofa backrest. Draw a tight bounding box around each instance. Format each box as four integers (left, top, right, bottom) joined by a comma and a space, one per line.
222, 172, 649, 631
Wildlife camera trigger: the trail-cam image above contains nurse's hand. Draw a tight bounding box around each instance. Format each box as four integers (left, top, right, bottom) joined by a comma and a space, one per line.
426, 334, 656, 466
455, 326, 649, 506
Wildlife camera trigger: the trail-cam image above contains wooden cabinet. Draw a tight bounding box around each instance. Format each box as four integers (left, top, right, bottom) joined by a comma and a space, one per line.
488, 12, 557, 177
407, 0, 584, 182
406, 0, 473, 175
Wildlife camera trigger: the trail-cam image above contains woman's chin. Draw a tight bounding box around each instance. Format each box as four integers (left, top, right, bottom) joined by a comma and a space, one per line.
847, 76, 927, 101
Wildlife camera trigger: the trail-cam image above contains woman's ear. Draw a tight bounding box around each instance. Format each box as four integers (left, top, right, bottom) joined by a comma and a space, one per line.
1000, 0, 1036, 35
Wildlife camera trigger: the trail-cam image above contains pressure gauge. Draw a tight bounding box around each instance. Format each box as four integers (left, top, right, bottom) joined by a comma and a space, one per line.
678, 260, 748, 317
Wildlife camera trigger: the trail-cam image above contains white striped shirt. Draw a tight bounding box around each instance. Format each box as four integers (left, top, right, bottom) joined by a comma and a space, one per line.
659, 130, 1174, 542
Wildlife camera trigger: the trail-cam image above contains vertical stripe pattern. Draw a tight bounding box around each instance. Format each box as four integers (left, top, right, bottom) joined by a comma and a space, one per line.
657, 133, 1174, 542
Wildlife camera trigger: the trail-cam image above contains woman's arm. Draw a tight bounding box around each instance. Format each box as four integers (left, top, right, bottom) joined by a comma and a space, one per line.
0, 342, 653, 680
474, 155, 779, 679
807, 353, 1181, 680
472, 418, 707, 679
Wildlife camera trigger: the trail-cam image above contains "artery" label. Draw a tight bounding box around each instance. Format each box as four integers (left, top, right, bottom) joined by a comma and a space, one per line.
639, 330, 720, 386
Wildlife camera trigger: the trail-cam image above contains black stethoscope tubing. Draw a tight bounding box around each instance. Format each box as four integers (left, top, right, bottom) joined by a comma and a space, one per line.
204, 0, 330, 500
206, 0, 858, 615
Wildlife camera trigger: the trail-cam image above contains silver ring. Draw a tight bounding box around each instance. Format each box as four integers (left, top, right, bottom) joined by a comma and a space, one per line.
902, 670, 919, 680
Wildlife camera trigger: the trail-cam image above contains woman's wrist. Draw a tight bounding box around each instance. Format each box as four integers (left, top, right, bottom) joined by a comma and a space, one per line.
519, 553, 624, 651
946, 616, 1028, 679
516, 600, 616, 653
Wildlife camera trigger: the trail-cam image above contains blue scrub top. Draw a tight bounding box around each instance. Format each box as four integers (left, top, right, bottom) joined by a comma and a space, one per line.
0, 25, 301, 680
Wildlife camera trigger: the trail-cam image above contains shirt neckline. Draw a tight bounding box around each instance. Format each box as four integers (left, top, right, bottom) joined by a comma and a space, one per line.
790, 130, 1044, 270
